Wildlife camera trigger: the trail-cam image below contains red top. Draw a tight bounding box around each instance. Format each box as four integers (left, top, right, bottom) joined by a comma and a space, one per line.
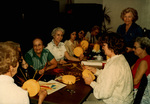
132, 55, 150, 89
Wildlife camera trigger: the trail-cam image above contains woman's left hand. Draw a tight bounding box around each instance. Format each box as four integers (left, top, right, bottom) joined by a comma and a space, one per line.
82, 73, 93, 85
79, 54, 84, 61
39, 69, 45, 74
126, 47, 133, 53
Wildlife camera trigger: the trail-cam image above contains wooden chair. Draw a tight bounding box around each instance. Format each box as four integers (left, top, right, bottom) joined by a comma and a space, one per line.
133, 74, 148, 104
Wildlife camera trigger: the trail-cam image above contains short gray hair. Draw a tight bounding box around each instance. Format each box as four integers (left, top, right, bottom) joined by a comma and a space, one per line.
135, 37, 150, 54
51, 27, 65, 37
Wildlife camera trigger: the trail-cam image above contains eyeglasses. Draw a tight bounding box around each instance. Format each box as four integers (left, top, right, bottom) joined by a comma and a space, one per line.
133, 46, 141, 49
79, 31, 84, 34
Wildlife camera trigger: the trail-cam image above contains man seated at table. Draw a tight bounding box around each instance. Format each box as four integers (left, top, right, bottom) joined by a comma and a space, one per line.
85, 25, 100, 46
24, 37, 57, 76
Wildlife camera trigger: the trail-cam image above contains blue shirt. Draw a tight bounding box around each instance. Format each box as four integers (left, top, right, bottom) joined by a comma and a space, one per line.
117, 23, 143, 47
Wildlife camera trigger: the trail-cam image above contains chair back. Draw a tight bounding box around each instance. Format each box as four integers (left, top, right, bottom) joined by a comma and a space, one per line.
133, 74, 148, 104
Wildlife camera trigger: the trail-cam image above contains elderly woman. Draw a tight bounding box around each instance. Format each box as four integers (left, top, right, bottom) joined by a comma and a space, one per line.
0, 42, 30, 104
46, 27, 84, 64
82, 32, 133, 104
0, 41, 47, 104
117, 7, 143, 67
131, 37, 150, 103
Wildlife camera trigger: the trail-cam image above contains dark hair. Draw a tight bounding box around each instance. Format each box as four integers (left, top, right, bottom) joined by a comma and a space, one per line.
67, 29, 77, 40
99, 32, 125, 54
32, 37, 44, 46
91, 25, 100, 32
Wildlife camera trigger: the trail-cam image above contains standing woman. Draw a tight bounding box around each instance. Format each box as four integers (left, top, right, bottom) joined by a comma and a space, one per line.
132, 37, 150, 103
117, 7, 143, 66
46, 27, 83, 64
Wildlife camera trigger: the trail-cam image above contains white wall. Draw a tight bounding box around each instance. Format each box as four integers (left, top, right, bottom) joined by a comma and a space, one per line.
103, 0, 150, 32
55, 0, 150, 31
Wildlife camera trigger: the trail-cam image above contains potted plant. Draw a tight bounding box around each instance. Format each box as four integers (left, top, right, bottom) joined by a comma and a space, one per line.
101, 6, 112, 34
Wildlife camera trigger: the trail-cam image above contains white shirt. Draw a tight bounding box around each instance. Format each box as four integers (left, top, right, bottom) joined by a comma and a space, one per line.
0, 75, 29, 104
90, 55, 134, 104
46, 39, 66, 61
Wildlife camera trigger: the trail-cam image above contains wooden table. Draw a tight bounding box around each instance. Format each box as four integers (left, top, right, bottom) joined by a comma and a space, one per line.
30, 62, 93, 104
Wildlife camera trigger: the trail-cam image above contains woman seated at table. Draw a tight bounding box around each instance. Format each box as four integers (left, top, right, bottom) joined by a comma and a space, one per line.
64, 29, 85, 58
131, 37, 150, 103
64, 29, 79, 56
77, 29, 86, 44
0, 42, 30, 104
46, 27, 84, 64
82, 32, 134, 104
1, 41, 47, 104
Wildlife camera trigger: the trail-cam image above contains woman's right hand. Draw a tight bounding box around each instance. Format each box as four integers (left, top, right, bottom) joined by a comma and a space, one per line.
59, 59, 67, 64
126, 47, 133, 53
84, 66, 97, 74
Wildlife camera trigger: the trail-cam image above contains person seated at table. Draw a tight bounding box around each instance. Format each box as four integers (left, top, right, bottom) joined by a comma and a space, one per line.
85, 25, 100, 46
46, 27, 84, 64
131, 37, 150, 103
82, 32, 134, 104
24, 37, 57, 74
64, 29, 84, 58
2, 41, 48, 104
0, 42, 30, 104
4, 41, 29, 85
77, 29, 86, 44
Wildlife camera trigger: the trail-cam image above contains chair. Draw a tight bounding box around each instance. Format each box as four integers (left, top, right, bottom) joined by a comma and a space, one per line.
133, 74, 148, 104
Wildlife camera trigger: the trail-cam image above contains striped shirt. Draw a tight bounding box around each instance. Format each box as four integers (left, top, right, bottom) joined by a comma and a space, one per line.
24, 48, 54, 70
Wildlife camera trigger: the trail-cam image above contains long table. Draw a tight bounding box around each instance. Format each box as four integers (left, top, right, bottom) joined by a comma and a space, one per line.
30, 62, 93, 104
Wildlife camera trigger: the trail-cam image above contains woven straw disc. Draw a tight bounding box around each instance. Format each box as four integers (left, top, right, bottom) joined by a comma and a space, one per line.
22, 79, 40, 97
73, 46, 83, 57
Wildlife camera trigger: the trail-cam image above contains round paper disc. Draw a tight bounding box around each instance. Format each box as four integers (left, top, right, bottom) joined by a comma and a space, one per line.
22, 79, 40, 97
93, 43, 100, 52
73, 47, 83, 57
62, 75, 76, 85
80, 40, 89, 50
82, 69, 95, 80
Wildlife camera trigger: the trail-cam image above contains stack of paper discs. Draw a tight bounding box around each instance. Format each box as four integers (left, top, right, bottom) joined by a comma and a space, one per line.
62, 75, 76, 85
73, 46, 83, 57
22, 79, 40, 97
80, 40, 89, 50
